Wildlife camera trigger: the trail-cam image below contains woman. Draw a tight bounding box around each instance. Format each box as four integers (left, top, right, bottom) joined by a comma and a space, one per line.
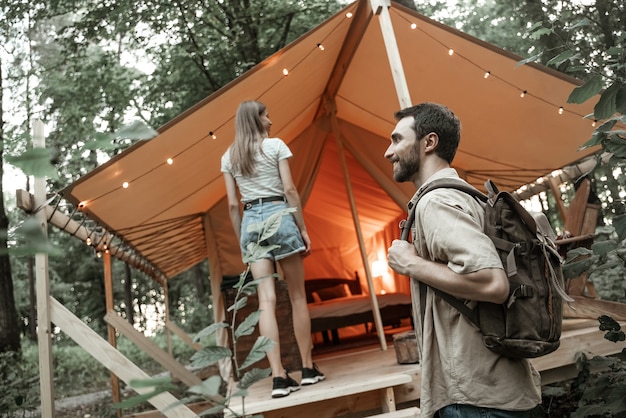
221, 100, 324, 398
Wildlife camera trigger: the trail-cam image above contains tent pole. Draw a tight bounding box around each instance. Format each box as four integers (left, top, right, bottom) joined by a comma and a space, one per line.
33, 119, 56, 417
102, 250, 122, 416
371, 0, 412, 108
328, 111, 387, 350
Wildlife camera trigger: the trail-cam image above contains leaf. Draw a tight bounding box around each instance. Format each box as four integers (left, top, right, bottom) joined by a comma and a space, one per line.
616, 85, 626, 115
547, 50, 576, 67
188, 375, 222, 396
594, 82, 620, 120
238, 368, 271, 390
82, 132, 120, 151
613, 214, 626, 242
568, 17, 591, 30
228, 296, 247, 312
565, 246, 594, 262
529, 27, 552, 40
129, 376, 173, 388
242, 242, 280, 263
516, 52, 544, 67
598, 315, 621, 332
114, 389, 165, 409
4, 217, 63, 257
5, 148, 59, 179
113, 120, 158, 140
591, 240, 617, 257
562, 257, 596, 280
605, 135, 626, 158
190, 346, 232, 368
235, 310, 261, 338
193, 322, 228, 342
197, 403, 226, 416
567, 75, 603, 104
258, 208, 296, 242
239, 336, 275, 370
241, 278, 264, 296
606, 46, 623, 56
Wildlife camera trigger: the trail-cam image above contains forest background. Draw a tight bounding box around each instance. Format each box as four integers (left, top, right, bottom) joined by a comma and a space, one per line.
1, 0, 625, 416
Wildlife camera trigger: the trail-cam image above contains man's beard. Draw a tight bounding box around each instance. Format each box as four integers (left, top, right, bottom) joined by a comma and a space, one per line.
393, 149, 420, 182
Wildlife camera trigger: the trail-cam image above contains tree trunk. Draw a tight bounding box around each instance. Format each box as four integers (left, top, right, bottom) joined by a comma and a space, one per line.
0, 57, 21, 354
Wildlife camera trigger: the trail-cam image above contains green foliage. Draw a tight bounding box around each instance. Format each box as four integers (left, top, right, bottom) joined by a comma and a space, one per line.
4, 147, 60, 179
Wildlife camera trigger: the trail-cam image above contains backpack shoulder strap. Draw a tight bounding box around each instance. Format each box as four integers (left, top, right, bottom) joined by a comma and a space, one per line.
400, 178, 487, 240
400, 178, 484, 325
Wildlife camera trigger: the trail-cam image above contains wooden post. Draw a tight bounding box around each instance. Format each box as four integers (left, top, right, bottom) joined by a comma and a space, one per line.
103, 250, 122, 416
33, 119, 56, 417
371, 0, 412, 109
164, 283, 173, 356
203, 213, 231, 381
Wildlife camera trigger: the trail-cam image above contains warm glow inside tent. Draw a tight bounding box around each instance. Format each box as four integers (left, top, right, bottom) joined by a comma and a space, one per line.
60, 0, 599, 302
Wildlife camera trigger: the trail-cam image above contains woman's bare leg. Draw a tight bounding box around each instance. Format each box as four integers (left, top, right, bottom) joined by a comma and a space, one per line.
279, 254, 313, 369
250, 259, 285, 378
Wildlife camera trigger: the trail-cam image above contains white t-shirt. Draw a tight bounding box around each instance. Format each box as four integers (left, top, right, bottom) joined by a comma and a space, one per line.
220, 137, 292, 202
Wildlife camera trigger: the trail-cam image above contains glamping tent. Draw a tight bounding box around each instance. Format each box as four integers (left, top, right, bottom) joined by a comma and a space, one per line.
59, 0, 599, 338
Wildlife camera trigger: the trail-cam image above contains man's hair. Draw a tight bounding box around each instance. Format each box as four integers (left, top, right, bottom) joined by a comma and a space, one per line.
394, 102, 461, 164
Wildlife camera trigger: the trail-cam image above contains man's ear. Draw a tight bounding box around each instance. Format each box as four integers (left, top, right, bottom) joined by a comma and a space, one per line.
423, 132, 439, 152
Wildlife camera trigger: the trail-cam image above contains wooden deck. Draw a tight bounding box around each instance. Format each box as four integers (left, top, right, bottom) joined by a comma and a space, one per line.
223, 318, 626, 418
124, 318, 626, 417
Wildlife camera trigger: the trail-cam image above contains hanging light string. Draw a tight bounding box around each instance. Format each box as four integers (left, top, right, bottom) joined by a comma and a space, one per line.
73, 4, 356, 212
392, 9, 592, 120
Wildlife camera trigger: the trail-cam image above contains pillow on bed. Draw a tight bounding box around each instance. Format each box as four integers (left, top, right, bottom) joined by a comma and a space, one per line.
313, 284, 352, 302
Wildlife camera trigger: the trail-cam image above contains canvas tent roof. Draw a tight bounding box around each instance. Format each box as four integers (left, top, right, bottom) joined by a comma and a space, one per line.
61, 0, 600, 286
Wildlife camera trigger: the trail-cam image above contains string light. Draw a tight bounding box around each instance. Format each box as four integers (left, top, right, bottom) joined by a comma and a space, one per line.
166, 158, 173, 165
122, 182, 129, 188
346, 12, 353, 18
78, 201, 87, 209
558, 107, 564, 114
592, 119, 597, 127
208, 131, 217, 139
317, 43, 325, 51
86, 237, 92, 246
520, 90, 527, 98
484, 71, 491, 79
448, 48, 454, 56
282, 68, 289, 76
411, 23, 417, 30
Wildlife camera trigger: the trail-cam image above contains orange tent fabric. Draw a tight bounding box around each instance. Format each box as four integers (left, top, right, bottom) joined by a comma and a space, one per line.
61, 0, 599, 295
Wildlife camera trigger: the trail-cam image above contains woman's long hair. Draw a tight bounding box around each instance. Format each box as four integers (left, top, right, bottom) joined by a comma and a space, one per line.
229, 100, 267, 177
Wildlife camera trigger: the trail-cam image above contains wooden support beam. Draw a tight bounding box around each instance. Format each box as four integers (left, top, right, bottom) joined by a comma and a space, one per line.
16, 189, 165, 283
165, 321, 202, 351
49, 298, 197, 417
370, 0, 412, 108
33, 119, 56, 418
104, 310, 208, 391
103, 251, 122, 416
327, 103, 387, 351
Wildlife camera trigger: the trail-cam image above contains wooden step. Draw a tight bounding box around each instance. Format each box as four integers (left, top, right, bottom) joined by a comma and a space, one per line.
368, 406, 420, 417
225, 349, 419, 417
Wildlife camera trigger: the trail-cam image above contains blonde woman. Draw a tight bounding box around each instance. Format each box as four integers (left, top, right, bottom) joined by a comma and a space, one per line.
221, 100, 324, 398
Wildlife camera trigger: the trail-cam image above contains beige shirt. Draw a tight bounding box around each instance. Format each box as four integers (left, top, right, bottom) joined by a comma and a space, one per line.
409, 168, 541, 418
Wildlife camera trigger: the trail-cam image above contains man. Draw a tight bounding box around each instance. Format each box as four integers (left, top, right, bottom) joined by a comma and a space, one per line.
385, 103, 542, 417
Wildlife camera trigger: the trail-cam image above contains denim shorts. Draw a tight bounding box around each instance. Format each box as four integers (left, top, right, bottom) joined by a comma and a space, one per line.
437, 404, 545, 418
240, 201, 305, 261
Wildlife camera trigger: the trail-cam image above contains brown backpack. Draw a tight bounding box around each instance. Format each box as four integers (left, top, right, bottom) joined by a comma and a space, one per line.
401, 179, 573, 358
